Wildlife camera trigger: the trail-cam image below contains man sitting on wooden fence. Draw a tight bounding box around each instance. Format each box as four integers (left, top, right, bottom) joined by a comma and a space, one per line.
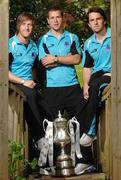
9, 12, 52, 157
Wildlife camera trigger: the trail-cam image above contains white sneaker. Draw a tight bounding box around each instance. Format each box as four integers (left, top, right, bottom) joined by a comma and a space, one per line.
39, 167, 51, 176
75, 163, 96, 175
39, 166, 55, 176
80, 133, 96, 147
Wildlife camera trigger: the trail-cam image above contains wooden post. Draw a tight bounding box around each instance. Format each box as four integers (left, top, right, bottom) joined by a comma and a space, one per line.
111, 0, 121, 179
0, 0, 9, 179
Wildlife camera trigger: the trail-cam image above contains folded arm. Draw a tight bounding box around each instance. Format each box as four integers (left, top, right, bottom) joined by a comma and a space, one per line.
41, 54, 81, 68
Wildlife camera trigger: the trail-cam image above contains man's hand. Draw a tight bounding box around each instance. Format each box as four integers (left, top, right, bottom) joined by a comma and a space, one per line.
83, 83, 90, 100
41, 54, 56, 68
23, 80, 36, 88
82, 68, 91, 100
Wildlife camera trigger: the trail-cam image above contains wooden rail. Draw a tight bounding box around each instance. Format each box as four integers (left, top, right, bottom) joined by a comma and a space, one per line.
96, 83, 111, 179
8, 83, 28, 159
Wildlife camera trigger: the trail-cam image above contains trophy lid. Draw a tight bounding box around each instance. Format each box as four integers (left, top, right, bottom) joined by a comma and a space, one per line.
54, 111, 67, 122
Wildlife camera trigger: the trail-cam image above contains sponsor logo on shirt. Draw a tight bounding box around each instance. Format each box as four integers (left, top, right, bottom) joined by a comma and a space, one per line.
91, 49, 97, 53
16, 53, 22, 57
48, 44, 54, 48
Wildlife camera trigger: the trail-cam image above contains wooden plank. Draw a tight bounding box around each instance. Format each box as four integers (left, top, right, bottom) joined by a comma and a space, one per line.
98, 94, 111, 177
111, 0, 117, 179
111, 0, 121, 179
116, 1, 121, 178
29, 173, 106, 180
104, 96, 111, 177
0, 0, 9, 179
101, 84, 111, 101
8, 102, 14, 140
9, 82, 25, 97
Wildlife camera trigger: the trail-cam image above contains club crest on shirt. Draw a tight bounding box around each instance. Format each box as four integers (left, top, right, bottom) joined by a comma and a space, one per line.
65, 41, 69, 46
32, 52, 36, 57
106, 44, 110, 50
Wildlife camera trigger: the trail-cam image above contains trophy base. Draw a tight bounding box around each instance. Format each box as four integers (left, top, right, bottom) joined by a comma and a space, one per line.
55, 168, 75, 177
55, 156, 75, 177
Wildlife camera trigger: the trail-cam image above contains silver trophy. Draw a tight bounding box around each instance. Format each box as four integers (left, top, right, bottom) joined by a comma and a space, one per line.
53, 111, 75, 176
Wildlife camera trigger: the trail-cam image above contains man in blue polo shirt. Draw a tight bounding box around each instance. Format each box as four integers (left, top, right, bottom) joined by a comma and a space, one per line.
9, 12, 52, 151
38, 6, 95, 175
80, 7, 111, 151
38, 6, 83, 120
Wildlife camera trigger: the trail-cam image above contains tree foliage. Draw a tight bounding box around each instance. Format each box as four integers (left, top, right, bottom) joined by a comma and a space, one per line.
9, 0, 110, 43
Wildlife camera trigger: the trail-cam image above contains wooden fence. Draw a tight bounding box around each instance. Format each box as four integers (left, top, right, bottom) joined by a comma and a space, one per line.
8, 83, 28, 159
8, 83, 112, 180
0, 0, 121, 179
0, 0, 9, 179
96, 84, 111, 179
111, 0, 121, 179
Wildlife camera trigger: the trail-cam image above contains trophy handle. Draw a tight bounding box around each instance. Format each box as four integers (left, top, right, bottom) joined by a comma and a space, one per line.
68, 117, 78, 136
67, 121, 71, 136
43, 119, 49, 132
53, 122, 58, 140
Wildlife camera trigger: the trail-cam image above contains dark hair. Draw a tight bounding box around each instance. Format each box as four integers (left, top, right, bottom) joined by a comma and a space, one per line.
47, 6, 63, 18
16, 12, 35, 34
87, 7, 106, 22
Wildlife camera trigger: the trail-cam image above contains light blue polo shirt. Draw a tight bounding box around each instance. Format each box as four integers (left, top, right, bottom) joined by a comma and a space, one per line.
38, 30, 81, 87
82, 27, 111, 73
9, 35, 38, 80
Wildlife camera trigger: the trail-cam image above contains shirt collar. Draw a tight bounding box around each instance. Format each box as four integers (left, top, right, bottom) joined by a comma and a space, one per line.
13, 34, 33, 46
13, 34, 20, 44
46, 30, 69, 39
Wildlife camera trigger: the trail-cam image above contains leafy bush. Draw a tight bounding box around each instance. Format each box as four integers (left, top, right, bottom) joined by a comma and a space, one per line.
8, 140, 37, 180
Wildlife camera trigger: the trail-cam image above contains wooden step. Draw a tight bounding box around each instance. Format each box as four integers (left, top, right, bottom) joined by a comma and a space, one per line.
29, 173, 106, 180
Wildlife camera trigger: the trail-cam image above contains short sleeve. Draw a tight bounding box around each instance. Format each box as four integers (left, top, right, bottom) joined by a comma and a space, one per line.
82, 41, 94, 68
71, 34, 82, 55
37, 36, 46, 61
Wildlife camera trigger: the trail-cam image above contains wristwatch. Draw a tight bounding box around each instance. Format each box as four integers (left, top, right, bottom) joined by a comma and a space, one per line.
54, 55, 59, 63
20, 79, 25, 85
